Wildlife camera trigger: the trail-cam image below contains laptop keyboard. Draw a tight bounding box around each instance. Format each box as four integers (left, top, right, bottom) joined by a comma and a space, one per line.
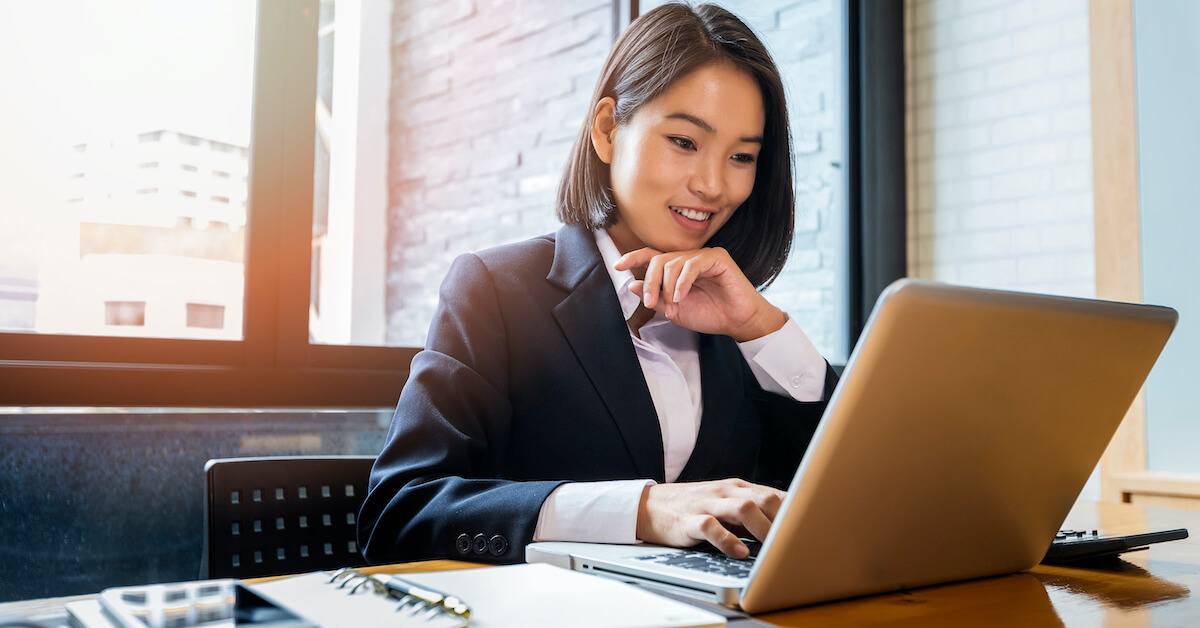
632, 542, 760, 579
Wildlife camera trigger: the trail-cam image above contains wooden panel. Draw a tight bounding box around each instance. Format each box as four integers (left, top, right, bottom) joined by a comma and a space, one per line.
1113, 471, 1200, 511
1130, 494, 1200, 512
1090, 0, 1148, 499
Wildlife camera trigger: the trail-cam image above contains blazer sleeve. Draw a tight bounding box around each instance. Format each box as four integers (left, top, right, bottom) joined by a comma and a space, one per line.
358, 253, 565, 565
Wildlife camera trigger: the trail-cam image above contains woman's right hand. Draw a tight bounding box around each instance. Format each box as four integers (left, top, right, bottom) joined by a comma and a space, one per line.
636, 479, 786, 558
616, 247, 786, 343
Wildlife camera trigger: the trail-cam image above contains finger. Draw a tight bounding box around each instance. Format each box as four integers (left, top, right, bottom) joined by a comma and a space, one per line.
661, 256, 685, 305
673, 255, 711, 303
614, 247, 662, 272
758, 488, 786, 521
728, 498, 774, 543
628, 279, 646, 300
641, 253, 670, 309
695, 515, 749, 559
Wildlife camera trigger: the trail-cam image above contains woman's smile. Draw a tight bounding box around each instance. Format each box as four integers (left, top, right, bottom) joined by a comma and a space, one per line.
669, 206, 715, 230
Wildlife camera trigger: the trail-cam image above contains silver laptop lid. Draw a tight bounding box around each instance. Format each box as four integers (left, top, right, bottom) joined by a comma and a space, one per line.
741, 279, 1176, 613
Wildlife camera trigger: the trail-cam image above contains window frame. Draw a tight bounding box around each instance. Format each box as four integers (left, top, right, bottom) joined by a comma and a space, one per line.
0, 0, 904, 407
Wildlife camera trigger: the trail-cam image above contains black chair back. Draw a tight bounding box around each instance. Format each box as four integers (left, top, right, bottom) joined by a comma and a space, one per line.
202, 455, 376, 579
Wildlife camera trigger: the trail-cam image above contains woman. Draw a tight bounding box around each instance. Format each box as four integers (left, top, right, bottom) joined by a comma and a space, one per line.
358, 3, 836, 565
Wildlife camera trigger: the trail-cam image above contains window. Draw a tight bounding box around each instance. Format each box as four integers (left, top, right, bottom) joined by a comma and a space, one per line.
0, 0, 902, 407
187, 303, 226, 329
0, 0, 252, 346
105, 301, 146, 326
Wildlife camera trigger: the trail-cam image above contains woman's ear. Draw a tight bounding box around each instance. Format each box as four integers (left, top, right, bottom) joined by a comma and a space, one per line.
590, 97, 617, 165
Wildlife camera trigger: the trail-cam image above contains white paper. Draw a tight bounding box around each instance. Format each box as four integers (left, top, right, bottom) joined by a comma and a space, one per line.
399, 563, 725, 628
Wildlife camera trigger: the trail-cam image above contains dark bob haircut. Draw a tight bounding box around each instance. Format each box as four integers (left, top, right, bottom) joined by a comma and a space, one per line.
556, 2, 794, 289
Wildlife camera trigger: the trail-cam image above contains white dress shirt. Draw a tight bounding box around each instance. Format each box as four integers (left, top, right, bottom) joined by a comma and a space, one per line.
532, 228, 828, 544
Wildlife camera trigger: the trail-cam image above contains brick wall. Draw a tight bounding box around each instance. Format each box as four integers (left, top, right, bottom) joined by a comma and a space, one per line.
905, 0, 1095, 298
386, 0, 843, 357
385, 0, 614, 346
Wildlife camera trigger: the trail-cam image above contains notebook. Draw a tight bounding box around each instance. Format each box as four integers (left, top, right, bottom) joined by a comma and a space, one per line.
526, 279, 1178, 614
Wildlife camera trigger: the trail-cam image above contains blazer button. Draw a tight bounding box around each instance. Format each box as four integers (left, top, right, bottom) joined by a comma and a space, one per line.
455, 533, 472, 556
472, 533, 489, 555
488, 535, 509, 557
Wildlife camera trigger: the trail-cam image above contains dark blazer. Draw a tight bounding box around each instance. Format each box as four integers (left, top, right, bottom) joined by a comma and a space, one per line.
358, 224, 837, 565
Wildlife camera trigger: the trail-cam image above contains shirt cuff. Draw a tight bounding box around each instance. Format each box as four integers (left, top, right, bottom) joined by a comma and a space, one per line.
737, 314, 828, 402
533, 479, 656, 544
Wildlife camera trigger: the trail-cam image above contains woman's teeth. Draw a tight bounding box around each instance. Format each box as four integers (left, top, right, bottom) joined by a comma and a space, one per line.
671, 207, 711, 221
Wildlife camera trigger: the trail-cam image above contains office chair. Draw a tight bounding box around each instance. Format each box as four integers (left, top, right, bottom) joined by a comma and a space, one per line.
201, 455, 376, 579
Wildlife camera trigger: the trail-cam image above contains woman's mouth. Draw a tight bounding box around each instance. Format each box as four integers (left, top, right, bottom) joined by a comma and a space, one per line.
670, 206, 712, 222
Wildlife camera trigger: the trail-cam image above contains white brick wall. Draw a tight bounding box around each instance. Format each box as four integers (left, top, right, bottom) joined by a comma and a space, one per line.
905, 0, 1095, 299
385, 0, 613, 346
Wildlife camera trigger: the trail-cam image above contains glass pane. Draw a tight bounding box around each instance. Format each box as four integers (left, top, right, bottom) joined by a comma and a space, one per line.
309, 0, 614, 346
1136, 0, 1200, 474
641, 0, 848, 363
0, 1, 256, 340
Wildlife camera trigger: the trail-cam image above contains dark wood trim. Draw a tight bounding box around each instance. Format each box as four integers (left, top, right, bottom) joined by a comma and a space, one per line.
846, 0, 907, 355
0, 361, 409, 408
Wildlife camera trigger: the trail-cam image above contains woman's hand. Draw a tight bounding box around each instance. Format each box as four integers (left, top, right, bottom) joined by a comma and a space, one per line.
615, 247, 785, 342
636, 479, 786, 558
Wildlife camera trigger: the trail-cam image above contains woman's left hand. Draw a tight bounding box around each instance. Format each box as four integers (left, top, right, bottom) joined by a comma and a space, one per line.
615, 246, 785, 342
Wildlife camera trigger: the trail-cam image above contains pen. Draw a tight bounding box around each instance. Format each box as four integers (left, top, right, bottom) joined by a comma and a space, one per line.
384, 574, 472, 620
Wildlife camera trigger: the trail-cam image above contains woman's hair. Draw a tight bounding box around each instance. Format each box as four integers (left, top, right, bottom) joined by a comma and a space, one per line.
556, 2, 794, 289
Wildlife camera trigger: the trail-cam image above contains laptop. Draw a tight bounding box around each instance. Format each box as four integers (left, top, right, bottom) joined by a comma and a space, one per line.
526, 279, 1177, 613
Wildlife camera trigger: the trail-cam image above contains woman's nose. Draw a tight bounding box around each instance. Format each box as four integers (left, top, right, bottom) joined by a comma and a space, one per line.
688, 156, 723, 199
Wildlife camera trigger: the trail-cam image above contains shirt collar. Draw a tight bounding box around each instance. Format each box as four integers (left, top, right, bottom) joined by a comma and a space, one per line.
593, 228, 643, 322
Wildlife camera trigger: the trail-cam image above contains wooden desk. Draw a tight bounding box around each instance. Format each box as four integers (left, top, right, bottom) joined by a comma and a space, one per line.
4, 501, 1198, 627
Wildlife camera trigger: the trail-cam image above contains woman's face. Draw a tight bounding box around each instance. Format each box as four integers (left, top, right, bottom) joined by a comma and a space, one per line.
593, 62, 765, 255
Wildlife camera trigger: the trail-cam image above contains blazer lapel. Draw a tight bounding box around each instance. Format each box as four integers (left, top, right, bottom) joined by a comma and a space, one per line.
548, 225, 666, 482
677, 333, 744, 482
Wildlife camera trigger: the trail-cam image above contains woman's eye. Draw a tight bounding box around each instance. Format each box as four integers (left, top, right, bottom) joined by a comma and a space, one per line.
668, 136, 696, 150
732, 153, 757, 164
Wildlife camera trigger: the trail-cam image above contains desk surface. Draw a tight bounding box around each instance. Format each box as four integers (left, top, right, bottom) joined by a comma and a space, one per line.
4, 500, 1199, 627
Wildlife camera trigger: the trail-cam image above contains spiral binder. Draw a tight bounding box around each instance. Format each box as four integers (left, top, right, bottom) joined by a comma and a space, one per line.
328, 568, 471, 623
245, 569, 470, 627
